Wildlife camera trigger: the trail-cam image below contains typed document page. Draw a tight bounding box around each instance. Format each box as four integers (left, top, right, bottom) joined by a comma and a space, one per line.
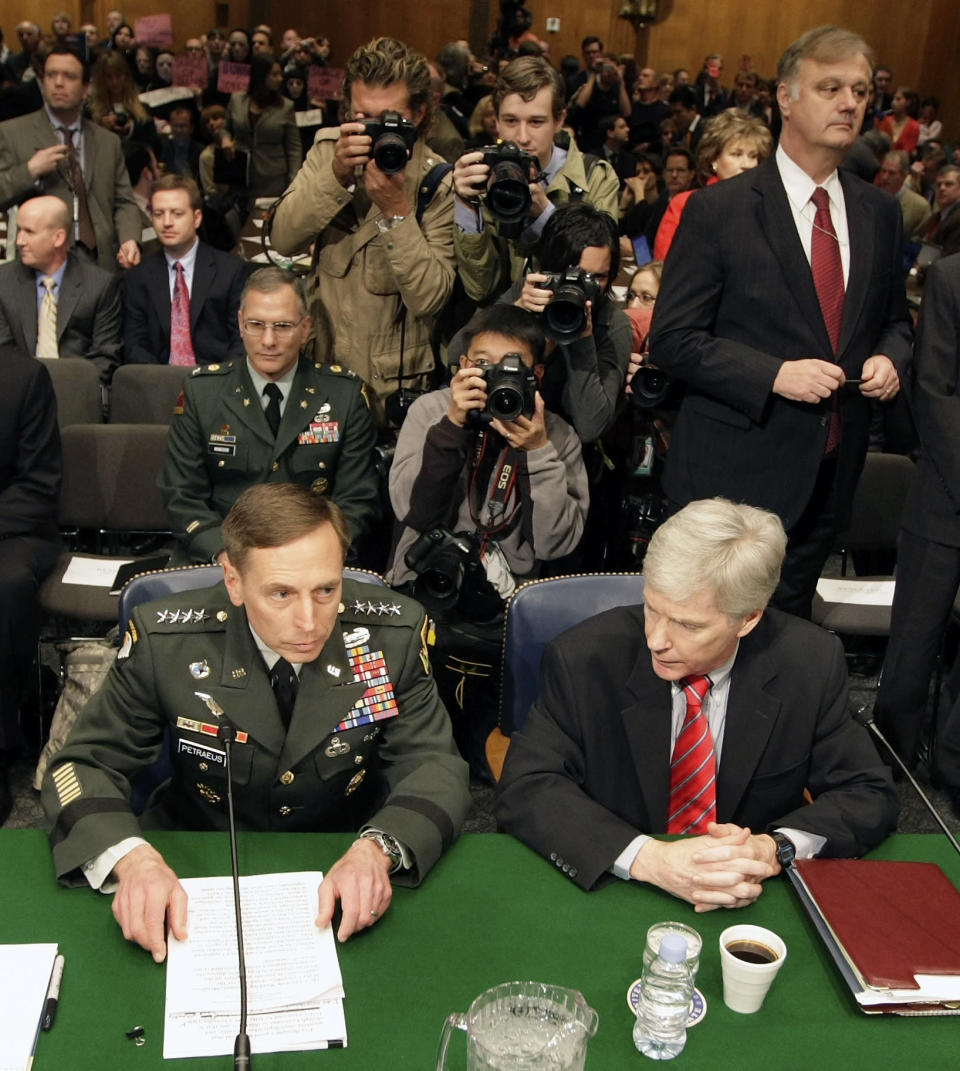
164, 871, 347, 1058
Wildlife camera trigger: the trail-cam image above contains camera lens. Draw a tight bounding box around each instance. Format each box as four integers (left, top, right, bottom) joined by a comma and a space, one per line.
544, 285, 588, 340
486, 160, 532, 223
631, 367, 670, 408
373, 133, 410, 174
488, 384, 524, 422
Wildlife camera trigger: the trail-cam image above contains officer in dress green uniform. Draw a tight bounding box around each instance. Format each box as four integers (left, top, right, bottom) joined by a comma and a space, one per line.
158, 266, 380, 565
42, 484, 469, 960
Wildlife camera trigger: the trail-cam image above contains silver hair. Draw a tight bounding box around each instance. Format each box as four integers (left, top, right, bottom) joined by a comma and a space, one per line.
777, 25, 874, 101
240, 266, 307, 317
643, 498, 786, 619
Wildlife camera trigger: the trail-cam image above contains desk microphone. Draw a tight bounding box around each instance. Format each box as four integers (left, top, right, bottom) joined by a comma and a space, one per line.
853, 705, 960, 858
218, 718, 252, 1070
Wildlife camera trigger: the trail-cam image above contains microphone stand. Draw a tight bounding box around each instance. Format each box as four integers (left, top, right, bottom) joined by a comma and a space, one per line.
219, 720, 252, 1069
855, 707, 960, 858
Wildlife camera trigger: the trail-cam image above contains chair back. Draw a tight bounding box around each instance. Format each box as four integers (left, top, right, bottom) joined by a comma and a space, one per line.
836, 452, 916, 551
110, 364, 192, 424
38, 357, 103, 428
500, 573, 646, 736
58, 423, 170, 531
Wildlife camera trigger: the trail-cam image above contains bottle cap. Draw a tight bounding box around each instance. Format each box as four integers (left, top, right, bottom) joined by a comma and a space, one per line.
659, 933, 688, 963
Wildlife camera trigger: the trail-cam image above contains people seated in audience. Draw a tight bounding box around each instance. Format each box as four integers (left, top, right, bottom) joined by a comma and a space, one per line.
453, 55, 619, 305
0, 195, 122, 380
270, 36, 456, 425
874, 150, 932, 242
918, 165, 960, 257
158, 267, 379, 564
875, 86, 920, 155
693, 52, 730, 117
654, 108, 772, 260
917, 96, 942, 147
88, 49, 156, 149
494, 498, 899, 899
668, 84, 704, 151
121, 140, 161, 256
225, 54, 302, 201
0, 344, 60, 826
41, 483, 469, 957
629, 67, 670, 156
227, 29, 251, 64
0, 44, 142, 271
387, 304, 588, 597
122, 175, 246, 367
161, 105, 203, 180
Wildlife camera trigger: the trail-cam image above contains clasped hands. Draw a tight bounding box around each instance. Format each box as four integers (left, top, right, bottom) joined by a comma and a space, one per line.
629, 822, 780, 912
111, 837, 394, 962
772, 353, 899, 404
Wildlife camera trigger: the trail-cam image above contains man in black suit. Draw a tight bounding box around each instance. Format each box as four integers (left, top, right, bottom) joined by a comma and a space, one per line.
122, 174, 245, 366
495, 499, 897, 903
0, 344, 61, 824
875, 253, 960, 807
0, 195, 122, 381
650, 26, 912, 618
599, 114, 636, 191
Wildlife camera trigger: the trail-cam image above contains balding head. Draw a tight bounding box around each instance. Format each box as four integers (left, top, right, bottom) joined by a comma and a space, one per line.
16, 196, 71, 273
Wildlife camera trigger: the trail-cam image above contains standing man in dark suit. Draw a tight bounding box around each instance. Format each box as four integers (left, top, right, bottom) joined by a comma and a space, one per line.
495, 498, 897, 901
0, 345, 60, 824
0, 45, 141, 271
0, 195, 122, 381
650, 26, 912, 618
158, 268, 379, 565
875, 253, 960, 807
122, 175, 245, 367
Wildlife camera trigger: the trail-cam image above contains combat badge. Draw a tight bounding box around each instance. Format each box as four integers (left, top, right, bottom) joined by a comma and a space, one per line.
311, 477, 329, 493
197, 783, 221, 804
189, 659, 211, 680
344, 769, 367, 796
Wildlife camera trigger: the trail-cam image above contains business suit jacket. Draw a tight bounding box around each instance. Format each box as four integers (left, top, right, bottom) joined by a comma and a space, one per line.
158, 355, 380, 563
0, 109, 142, 269
494, 606, 898, 891
0, 254, 122, 381
924, 206, 960, 259
121, 242, 247, 366
650, 158, 913, 531
42, 578, 470, 885
226, 93, 301, 199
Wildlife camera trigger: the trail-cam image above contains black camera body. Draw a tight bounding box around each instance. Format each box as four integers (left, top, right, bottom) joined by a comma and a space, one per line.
466, 354, 538, 427
472, 141, 540, 235
630, 365, 671, 410
359, 110, 418, 174
404, 528, 504, 621
536, 266, 603, 342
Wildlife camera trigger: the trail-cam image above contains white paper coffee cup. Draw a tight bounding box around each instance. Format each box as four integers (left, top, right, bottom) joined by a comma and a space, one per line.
719, 924, 787, 1013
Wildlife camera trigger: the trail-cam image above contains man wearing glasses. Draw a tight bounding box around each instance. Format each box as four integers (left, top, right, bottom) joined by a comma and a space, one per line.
158, 267, 380, 565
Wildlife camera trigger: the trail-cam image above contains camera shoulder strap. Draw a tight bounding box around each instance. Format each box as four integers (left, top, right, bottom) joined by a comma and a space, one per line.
467, 433, 521, 537
417, 162, 453, 223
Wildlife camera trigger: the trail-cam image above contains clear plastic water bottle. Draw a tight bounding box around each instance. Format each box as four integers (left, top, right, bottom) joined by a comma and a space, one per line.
632, 933, 692, 1060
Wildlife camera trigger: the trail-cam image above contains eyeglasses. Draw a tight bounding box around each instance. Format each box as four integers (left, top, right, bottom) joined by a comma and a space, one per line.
240, 317, 305, 339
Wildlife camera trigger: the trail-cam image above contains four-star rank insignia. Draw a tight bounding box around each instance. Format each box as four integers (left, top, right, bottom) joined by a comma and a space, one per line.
351, 599, 402, 616
156, 608, 208, 624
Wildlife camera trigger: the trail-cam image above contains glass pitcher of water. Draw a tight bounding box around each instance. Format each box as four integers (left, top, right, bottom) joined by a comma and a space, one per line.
436, 981, 599, 1071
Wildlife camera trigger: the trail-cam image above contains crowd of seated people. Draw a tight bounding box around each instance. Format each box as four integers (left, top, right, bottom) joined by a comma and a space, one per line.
0, 15, 958, 822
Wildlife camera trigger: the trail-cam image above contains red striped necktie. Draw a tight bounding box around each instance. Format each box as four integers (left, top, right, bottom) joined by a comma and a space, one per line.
667, 674, 716, 835
810, 186, 844, 454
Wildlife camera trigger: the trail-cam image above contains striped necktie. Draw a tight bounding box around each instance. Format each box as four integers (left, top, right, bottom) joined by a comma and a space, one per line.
36, 276, 59, 360
169, 261, 196, 366
667, 674, 716, 835
810, 186, 845, 454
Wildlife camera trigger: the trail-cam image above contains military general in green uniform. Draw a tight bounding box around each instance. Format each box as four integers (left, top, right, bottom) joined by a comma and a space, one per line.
42, 484, 469, 960
158, 267, 380, 565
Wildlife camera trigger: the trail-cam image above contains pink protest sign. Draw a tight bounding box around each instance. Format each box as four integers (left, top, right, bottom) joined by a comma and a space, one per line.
172, 56, 208, 90
308, 67, 344, 101
134, 15, 173, 48
218, 62, 251, 93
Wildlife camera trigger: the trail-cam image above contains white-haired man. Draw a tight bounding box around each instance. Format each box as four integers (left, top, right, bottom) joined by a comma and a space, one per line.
495, 498, 898, 907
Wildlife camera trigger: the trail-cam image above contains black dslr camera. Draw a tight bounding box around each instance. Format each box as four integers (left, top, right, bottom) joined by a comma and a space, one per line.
630, 365, 671, 410
471, 141, 541, 236
359, 110, 418, 174
404, 528, 503, 621
536, 266, 603, 342
465, 354, 538, 427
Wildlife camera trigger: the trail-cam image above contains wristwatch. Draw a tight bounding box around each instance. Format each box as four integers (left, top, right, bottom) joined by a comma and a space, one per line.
769, 832, 796, 870
359, 829, 403, 872
377, 214, 406, 233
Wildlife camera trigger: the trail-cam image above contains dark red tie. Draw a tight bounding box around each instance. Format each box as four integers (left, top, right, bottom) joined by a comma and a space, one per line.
170, 261, 196, 367
810, 187, 844, 454
667, 675, 715, 835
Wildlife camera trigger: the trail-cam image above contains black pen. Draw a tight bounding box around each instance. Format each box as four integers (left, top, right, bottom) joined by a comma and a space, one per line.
42, 953, 65, 1031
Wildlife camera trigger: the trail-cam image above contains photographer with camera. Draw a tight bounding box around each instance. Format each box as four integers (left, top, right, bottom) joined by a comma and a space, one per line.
270, 36, 456, 426
452, 55, 619, 305
387, 304, 587, 774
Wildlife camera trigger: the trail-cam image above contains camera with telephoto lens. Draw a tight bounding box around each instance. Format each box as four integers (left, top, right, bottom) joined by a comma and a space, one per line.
472, 141, 540, 236
404, 528, 474, 604
630, 365, 671, 409
359, 110, 418, 174
536, 266, 603, 342
465, 354, 538, 427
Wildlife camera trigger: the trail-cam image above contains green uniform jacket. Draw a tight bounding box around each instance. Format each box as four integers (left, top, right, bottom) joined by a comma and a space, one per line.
454, 136, 620, 303
43, 578, 470, 887
158, 355, 380, 563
